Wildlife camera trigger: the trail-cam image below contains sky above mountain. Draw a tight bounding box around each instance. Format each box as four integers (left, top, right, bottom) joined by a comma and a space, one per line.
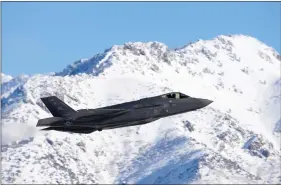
2, 2, 280, 76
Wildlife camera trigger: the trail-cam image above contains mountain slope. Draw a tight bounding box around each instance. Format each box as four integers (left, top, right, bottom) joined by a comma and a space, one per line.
1, 74, 30, 99
1, 34, 280, 184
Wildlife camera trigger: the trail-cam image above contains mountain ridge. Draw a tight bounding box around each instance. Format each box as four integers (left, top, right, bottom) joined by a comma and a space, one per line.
1, 34, 280, 184
54, 34, 280, 77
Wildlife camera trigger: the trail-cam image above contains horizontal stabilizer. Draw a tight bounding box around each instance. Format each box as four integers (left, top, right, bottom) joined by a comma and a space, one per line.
37, 117, 63, 127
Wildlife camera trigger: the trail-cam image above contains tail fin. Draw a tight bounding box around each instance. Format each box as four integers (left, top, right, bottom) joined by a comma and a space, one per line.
41, 96, 76, 118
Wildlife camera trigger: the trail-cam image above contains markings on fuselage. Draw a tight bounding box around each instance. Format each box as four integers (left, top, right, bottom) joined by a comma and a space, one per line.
64, 121, 73, 126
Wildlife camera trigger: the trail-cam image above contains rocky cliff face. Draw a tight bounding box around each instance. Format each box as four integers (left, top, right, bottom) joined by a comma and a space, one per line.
1, 34, 280, 184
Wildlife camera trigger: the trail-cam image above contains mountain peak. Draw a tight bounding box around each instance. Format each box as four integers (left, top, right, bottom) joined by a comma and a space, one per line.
1, 73, 13, 83
55, 34, 280, 78
109, 41, 168, 53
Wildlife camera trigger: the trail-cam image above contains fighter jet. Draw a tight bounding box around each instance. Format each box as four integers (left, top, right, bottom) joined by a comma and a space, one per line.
36, 92, 212, 134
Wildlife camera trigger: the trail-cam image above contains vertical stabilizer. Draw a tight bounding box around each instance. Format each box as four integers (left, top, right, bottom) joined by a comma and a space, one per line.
41, 96, 76, 118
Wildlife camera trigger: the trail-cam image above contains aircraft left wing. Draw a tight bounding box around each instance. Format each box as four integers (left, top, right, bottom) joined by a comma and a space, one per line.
77, 108, 130, 116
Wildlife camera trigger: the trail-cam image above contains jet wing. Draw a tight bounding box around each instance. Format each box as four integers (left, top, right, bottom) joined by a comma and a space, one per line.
78, 108, 129, 114
75, 108, 130, 118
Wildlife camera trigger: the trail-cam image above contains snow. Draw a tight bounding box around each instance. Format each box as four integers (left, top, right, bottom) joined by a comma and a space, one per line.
1, 73, 13, 84
1, 34, 280, 184
1, 74, 30, 99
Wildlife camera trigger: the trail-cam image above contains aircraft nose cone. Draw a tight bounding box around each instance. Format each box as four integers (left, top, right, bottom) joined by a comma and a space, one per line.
198, 98, 213, 107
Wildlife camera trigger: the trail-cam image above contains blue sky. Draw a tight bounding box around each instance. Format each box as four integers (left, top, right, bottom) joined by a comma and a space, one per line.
2, 2, 280, 76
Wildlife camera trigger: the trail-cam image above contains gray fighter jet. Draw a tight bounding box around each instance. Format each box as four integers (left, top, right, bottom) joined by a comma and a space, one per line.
36, 92, 212, 134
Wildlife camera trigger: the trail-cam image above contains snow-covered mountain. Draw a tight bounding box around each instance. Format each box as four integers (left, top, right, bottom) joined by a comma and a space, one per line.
1, 74, 30, 99
1, 73, 13, 84
1, 34, 281, 184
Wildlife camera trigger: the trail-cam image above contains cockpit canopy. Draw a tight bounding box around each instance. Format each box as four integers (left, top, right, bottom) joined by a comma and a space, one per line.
161, 92, 190, 99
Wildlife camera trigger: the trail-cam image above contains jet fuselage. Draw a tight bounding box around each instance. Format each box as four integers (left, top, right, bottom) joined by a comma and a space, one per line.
37, 92, 213, 133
